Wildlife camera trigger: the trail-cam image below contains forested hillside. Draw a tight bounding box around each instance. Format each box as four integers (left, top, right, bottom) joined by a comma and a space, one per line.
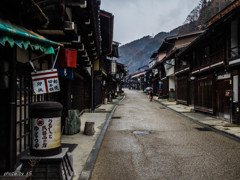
179, 0, 233, 34
118, 0, 233, 73
118, 28, 179, 73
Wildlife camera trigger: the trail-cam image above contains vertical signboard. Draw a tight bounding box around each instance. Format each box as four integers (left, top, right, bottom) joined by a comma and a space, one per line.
111, 60, 117, 74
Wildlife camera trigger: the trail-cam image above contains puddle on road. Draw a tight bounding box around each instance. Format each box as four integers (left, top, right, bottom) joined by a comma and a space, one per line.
132, 130, 151, 135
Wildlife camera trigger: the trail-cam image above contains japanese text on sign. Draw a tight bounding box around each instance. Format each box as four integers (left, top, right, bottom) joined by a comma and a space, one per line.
32, 117, 61, 150
31, 69, 60, 95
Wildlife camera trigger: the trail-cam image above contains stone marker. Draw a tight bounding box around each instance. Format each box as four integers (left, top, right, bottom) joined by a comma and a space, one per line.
84, 122, 95, 135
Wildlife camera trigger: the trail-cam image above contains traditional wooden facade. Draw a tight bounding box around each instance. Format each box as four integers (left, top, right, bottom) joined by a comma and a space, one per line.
0, 17, 61, 175
34, 0, 101, 114
173, 31, 205, 105
93, 10, 114, 107
148, 52, 159, 95
177, 0, 240, 123
0, 0, 118, 174
150, 31, 204, 101
105, 41, 123, 101
116, 62, 127, 95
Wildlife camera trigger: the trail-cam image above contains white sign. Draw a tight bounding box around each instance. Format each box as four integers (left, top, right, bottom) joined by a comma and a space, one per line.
111, 60, 117, 74
217, 73, 231, 80
31, 69, 60, 94
32, 117, 61, 150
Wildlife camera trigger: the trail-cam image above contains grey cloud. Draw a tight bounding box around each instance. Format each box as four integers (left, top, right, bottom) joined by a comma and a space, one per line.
101, 0, 200, 44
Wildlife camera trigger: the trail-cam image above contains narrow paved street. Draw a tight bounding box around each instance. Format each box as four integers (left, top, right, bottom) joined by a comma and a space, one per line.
90, 89, 240, 180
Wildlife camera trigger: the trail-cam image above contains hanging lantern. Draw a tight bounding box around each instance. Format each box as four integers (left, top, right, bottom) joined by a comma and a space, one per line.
59, 48, 77, 68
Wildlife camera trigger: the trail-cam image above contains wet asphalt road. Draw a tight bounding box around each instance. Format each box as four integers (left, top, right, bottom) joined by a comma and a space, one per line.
90, 89, 240, 180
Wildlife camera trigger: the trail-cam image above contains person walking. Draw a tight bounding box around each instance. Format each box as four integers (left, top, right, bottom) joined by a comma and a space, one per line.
149, 89, 153, 101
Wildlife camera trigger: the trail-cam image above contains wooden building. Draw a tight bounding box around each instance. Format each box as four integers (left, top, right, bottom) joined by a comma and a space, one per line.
151, 31, 203, 100
125, 71, 146, 90
0, 14, 61, 175
0, 0, 120, 174
177, 0, 240, 123
93, 10, 114, 107
172, 31, 205, 105
34, 0, 102, 114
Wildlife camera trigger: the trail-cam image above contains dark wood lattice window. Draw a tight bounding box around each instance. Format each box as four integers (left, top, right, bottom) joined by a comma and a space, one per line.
16, 67, 48, 161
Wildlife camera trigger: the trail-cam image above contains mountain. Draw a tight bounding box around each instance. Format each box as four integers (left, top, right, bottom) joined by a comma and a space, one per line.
179, 0, 233, 34
118, 28, 179, 73
118, 0, 233, 74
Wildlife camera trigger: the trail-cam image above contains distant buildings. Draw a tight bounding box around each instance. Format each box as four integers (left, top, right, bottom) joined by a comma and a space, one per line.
129, 0, 240, 125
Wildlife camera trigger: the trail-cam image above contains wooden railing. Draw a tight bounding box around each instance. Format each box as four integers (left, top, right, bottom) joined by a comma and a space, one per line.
192, 49, 225, 70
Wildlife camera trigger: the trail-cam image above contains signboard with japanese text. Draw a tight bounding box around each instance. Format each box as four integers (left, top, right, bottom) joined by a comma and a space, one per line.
32, 117, 61, 150
111, 60, 117, 74
31, 69, 60, 94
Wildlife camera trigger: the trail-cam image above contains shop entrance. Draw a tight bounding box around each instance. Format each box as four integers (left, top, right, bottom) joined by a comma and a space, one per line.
216, 79, 231, 120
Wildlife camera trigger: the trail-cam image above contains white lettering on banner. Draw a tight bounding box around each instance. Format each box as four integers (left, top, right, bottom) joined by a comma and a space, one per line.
32, 117, 61, 150
31, 69, 60, 94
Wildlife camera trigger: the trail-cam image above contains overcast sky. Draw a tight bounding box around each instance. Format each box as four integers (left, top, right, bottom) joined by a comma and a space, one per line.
101, 0, 200, 45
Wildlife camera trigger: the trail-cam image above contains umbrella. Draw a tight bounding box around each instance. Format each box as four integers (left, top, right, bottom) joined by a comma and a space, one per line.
146, 87, 153, 91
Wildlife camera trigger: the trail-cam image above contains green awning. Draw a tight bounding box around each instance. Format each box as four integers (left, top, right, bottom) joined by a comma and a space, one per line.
0, 19, 61, 54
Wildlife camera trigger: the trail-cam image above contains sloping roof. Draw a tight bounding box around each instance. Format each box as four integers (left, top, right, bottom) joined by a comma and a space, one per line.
206, 0, 240, 27
100, 10, 114, 56
150, 51, 158, 59
131, 71, 146, 78
166, 30, 206, 41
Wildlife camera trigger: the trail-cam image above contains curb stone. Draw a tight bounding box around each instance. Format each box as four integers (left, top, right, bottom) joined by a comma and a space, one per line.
79, 95, 126, 180
153, 98, 240, 143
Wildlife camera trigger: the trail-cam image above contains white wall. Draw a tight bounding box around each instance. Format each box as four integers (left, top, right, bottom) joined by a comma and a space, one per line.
169, 76, 175, 91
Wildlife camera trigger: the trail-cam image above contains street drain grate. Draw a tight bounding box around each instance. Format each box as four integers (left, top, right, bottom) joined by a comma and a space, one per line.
132, 130, 151, 135
159, 107, 166, 109
195, 127, 212, 131
112, 116, 121, 119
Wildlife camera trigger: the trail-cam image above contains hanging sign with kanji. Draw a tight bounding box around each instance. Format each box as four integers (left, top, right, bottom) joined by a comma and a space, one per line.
31, 69, 60, 94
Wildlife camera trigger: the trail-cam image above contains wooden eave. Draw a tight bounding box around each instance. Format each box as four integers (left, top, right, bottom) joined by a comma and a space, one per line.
175, 58, 190, 75
34, 0, 80, 47
150, 51, 158, 59
108, 43, 119, 58
70, 2, 100, 59
206, 0, 240, 28
0, 0, 49, 28
100, 10, 114, 56
177, 30, 208, 57
166, 30, 205, 41
131, 71, 147, 78
157, 40, 174, 53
